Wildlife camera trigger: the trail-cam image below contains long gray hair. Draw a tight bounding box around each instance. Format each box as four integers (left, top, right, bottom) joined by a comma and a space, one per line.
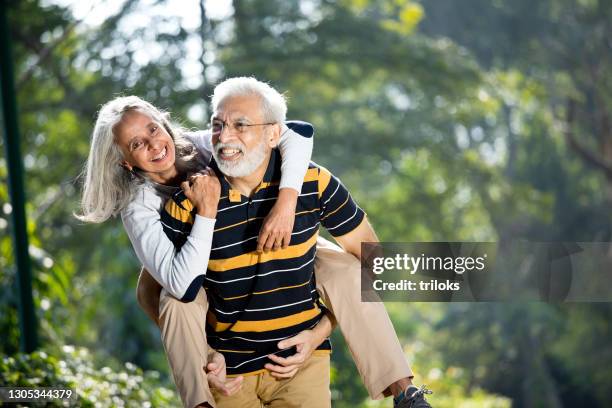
76, 96, 202, 223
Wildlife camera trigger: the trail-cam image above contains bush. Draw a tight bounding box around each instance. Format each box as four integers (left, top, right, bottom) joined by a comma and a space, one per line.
0, 346, 178, 407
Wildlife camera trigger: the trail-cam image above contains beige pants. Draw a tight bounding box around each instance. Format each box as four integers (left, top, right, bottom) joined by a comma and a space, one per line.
212, 354, 331, 408
138, 237, 413, 408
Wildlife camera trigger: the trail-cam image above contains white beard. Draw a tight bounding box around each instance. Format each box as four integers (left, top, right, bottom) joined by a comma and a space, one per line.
213, 138, 269, 177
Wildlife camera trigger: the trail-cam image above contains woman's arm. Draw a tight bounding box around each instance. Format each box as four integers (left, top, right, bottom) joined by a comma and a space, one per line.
121, 175, 220, 302
277, 121, 314, 192
258, 121, 314, 251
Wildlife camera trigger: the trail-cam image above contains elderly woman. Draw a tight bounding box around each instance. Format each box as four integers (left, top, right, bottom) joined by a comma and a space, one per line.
78, 84, 422, 408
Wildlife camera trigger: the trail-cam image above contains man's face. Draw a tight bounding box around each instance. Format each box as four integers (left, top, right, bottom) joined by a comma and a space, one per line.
211, 95, 279, 177
114, 110, 177, 182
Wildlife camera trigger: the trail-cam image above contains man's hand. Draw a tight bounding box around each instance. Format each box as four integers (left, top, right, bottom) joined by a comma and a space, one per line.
206, 351, 243, 396
182, 168, 221, 219
264, 314, 332, 379
257, 188, 298, 252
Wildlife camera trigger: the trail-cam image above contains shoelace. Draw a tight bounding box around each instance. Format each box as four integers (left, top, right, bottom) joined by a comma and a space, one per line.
409, 385, 433, 399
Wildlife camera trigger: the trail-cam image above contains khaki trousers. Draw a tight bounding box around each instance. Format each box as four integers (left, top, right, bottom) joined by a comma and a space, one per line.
139, 237, 413, 408
212, 354, 331, 408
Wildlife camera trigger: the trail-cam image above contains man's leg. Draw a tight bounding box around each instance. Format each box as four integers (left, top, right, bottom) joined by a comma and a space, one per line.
314, 237, 414, 400
264, 354, 332, 408
211, 375, 261, 408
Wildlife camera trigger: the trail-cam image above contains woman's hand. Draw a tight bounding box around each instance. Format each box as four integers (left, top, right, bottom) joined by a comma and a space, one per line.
264, 313, 333, 379
257, 188, 298, 252
182, 168, 221, 218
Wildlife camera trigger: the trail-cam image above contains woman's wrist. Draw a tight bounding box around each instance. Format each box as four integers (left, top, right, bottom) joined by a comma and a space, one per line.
276, 188, 299, 210
197, 206, 217, 218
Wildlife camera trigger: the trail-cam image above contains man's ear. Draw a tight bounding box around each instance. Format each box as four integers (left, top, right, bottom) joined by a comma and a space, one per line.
267, 123, 281, 148
120, 160, 133, 171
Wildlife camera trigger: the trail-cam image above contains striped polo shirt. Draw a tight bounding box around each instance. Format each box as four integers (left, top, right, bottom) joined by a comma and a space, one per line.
160, 148, 366, 376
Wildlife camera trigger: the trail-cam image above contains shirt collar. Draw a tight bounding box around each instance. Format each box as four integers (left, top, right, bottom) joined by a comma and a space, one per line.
210, 148, 281, 201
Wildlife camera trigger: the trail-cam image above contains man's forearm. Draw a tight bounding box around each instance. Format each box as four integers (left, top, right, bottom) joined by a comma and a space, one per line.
334, 217, 379, 260
311, 312, 334, 344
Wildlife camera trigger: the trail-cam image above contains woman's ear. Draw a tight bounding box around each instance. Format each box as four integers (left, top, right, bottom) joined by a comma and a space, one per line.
120, 161, 133, 171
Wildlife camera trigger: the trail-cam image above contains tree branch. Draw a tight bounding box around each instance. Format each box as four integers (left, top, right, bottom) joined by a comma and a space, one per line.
17, 20, 78, 89
564, 99, 612, 180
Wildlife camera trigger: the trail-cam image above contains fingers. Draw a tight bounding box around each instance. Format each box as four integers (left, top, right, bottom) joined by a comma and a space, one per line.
268, 351, 306, 366
258, 210, 293, 253
264, 361, 299, 374
256, 228, 269, 253
277, 334, 303, 350
207, 354, 225, 376
273, 234, 283, 251
208, 374, 243, 396
269, 367, 298, 379
207, 363, 221, 377
257, 227, 278, 253
280, 230, 291, 249
222, 376, 243, 396
223, 377, 244, 396
263, 231, 277, 252
181, 180, 191, 192
267, 352, 306, 367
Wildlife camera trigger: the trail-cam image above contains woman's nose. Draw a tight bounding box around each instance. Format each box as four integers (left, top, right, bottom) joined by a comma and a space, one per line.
148, 138, 162, 151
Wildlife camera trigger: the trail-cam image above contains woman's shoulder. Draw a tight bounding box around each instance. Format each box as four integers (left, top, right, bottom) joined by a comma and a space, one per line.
121, 183, 166, 216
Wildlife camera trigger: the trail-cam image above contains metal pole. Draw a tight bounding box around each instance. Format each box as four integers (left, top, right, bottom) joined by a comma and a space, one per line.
0, 0, 38, 353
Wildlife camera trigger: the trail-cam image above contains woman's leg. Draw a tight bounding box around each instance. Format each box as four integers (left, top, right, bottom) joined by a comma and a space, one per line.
136, 269, 216, 408
314, 237, 414, 400
136, 267, 162, 325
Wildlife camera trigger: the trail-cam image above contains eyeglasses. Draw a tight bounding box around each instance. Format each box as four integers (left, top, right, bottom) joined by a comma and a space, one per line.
210, 119, 275, 135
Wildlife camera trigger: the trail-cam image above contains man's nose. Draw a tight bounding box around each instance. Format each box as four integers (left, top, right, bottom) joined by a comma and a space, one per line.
218, 126, 236, 144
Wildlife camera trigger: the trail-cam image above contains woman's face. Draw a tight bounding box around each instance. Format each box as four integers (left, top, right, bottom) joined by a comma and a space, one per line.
114, 110, 178, 184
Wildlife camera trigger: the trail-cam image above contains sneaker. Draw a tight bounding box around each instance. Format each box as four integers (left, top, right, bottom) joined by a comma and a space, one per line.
393, 385, 433, 408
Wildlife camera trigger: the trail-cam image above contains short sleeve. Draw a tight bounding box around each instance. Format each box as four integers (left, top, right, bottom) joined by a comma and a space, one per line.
318, 166, 366, 237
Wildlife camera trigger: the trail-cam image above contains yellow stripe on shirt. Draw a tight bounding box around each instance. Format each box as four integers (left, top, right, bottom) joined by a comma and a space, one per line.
317, 167, 331, 198
222, 279, 312, 300
207, 232, 318, 272
207, 305, 321, 332
164, 199, 194, 223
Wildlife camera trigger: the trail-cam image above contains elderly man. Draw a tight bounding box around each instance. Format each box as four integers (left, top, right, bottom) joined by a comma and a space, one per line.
153, 77, 432, 408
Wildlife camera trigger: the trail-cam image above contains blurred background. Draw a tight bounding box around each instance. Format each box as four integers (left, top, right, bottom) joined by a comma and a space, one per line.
1, 0, 611, 406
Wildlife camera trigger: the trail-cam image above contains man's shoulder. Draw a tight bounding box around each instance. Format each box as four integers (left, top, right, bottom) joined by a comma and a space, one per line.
299, 162, 335, 198
303, 161, 332, 177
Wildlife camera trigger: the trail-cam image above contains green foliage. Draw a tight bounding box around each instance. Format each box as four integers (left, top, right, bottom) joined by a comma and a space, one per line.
2, 0, 611, 406
0, 346, 177, 407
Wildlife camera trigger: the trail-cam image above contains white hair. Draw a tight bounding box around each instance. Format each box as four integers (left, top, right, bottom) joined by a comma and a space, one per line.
211, 77, 287, 123
76, 95, 201, 223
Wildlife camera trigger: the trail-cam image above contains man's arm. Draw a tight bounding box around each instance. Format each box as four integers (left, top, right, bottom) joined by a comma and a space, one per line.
333, 217, 379, 260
